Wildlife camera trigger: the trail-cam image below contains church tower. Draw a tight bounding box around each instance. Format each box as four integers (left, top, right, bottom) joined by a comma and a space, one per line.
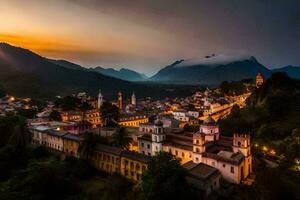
131, 92, 136, 106
233, 134, 252, 179
192, 132, 205, 163
256, 72, 264, 88
118, 91, 123, 110
97, 89, 103, 109
151, 119, 165, 155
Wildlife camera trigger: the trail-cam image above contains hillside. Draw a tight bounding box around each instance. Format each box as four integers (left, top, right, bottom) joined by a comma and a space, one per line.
220, 72, 300, 140
150, 56, 271, 85
90, 67, 147, 81
272, 66, 300, 79
0, 43, 176, 99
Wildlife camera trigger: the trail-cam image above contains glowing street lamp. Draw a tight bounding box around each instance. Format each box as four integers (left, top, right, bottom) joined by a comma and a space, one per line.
262, 146, 268, 151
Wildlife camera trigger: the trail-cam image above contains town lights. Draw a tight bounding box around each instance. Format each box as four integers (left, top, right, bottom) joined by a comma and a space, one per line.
9, 96, 15, 101
270, 149, 276, 155
262, 146, 268, 151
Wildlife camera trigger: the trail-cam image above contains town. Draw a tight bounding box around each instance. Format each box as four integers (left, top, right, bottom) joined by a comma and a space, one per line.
0, 73, 267, 198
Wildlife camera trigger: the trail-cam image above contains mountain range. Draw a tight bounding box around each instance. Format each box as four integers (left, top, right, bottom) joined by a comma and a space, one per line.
0, 43, 166, 99
0, 42, 299, 99
89, 67, 147, 81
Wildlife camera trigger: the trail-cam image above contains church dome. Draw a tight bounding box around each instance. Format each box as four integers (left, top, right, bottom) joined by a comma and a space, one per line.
203, 116, 216, 125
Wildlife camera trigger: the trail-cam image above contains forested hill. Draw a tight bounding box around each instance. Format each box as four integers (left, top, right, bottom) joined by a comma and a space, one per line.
220, 72, 300, 140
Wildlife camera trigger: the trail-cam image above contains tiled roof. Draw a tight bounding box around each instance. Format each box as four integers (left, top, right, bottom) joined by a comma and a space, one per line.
121, 150, 149, 163
95, 144, 123, 155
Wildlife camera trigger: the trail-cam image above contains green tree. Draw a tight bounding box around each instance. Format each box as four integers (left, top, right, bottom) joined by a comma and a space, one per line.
111, 127, 132, 150
49, 110, 62, 121
79, 132, 108, 160
141, 152, 195, 200
100, 102, 119, 127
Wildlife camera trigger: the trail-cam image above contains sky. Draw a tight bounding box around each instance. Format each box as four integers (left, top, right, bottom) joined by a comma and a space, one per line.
0, 0, 299, 75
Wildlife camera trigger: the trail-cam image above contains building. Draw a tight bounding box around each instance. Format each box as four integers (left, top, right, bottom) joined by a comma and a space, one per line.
61, 110, 101, 128
137, 116, 252, 184
118, 91, 123, 110
98, 89, 104, 109
172, 109, 189, 122
131, 92, 136, 106
90, 144, 123, 174
119, 114, 149, 127
62, 133, 83, 157
120, 150, 148, 182
256, 72, 264, 88
45, 129, 67, 151
183, 162, 221, 197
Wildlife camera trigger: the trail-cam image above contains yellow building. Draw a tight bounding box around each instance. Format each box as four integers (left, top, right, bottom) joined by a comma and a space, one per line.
61, 110, 101, 128
119, 114, 149, 127
62, 134, 83, 158
256, 72, 264, 88
90, 144, 123, 174
163, 144, 193, 164
120, 150, 148, 182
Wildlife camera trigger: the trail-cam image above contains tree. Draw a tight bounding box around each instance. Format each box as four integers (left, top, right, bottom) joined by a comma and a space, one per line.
8, 116, 31, 150
79, 132, 108, 160
111, 127, 132, 150
141, 152, 195, 200
100, 102, 119, 127
49, 110, 62, 121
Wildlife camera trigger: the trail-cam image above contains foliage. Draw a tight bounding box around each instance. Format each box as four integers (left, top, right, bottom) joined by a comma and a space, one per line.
49, 110, 62, 121
17, 108, 37, 119
141, 152, 196, 200
79, 132, 109, 160
279, 129, 300, 166
111, 127, 132, 150
220, 73, 300, 141
100, 102, 119, 127
220, 79, 254, 96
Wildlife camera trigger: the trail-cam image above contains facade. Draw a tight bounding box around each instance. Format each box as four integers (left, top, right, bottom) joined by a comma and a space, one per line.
137, 116, 252, 184
90, 144, 123, 174
120, 151, 148, 182
62, 134, 83, 157
119, 114, 149, 127
61, 110, 101, 128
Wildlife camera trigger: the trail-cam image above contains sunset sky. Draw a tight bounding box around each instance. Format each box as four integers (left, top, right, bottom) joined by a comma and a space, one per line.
0, 0, 299, 75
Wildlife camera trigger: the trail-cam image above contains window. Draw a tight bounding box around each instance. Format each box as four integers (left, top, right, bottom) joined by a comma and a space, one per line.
155, 146, 158, 150
231, 166, 234, 173
212, 162, 215, 166
147, 144, 150, 149
175, 150, 178, 156
196, 157, 199, 162
196, 147, 200, 153
196, 140, 199, 144
223, 164, 226, 168
181, 152, 185, 158
141, 142, 144, 147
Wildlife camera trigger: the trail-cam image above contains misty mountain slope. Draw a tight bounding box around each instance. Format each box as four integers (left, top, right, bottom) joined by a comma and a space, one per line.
90, 66, 147, 81
151, 56, 271, 85
0, 43, 155, 99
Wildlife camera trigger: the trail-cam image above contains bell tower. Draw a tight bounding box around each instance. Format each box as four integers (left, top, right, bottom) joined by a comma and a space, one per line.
192, 132, 205, 163
151, 119, 165, 155
131, 92, 136, 106
117, 91, 123, 110
97, 89, 103, 109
